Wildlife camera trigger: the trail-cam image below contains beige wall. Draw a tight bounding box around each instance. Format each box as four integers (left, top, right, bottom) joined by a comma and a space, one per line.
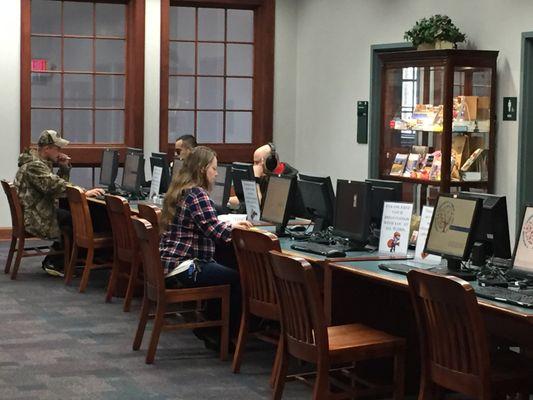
292, 0, 533, 236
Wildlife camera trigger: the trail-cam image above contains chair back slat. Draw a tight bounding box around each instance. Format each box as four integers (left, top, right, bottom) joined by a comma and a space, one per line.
407, 270, 491, 395
232, 228, 281, 319
137, 203, 161, 233
132, 217, 166, 302
269, 250, 328, 363
66, 186, 94, 245
105, 195, 137, 261
2, 180, 25, 237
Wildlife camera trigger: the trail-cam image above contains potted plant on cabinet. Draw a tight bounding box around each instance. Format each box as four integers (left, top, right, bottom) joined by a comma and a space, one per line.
404, 14, 466, 50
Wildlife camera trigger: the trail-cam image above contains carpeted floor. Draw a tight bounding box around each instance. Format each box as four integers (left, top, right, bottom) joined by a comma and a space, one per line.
0, 241, 312, 400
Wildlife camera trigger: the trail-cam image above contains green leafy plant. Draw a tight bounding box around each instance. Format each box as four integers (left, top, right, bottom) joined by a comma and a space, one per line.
404, 15, 466, 47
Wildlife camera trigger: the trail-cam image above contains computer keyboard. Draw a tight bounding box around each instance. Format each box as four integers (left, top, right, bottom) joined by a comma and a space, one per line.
290, 242, 347, 258
378, 263, 436, 275
476, 286, 533, 308
475, 286, 533, 308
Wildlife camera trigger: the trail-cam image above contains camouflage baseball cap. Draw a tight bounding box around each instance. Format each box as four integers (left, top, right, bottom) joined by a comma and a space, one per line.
37, 130, 69, 148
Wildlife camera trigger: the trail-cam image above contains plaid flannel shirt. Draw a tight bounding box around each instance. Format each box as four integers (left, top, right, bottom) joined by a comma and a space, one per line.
160, 187, 232, 273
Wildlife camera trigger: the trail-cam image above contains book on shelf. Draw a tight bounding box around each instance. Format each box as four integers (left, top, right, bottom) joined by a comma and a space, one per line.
429, 152, 441, 181
403, 153, 421, 177
390, 153, 408, 176
411, 145, 429, 156
461, 148, 485, 172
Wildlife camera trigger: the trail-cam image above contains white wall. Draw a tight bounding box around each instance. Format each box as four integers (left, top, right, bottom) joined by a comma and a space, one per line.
273, 0, 298, 164
0, 2, 21, 228
293, 0, 533, 235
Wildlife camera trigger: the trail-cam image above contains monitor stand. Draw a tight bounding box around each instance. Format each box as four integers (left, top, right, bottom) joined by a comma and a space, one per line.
442, 258, 477, 281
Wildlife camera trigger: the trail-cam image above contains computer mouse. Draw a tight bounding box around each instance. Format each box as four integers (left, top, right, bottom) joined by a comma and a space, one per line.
325, 249, 346, 258
289, 225, 307, 232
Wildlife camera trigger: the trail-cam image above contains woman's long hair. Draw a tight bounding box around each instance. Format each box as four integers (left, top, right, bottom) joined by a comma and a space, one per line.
160, 146, 216, 232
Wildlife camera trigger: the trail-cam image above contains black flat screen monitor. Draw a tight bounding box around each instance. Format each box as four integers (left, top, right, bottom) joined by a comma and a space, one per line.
509, 204, 533, 279
333, 180, 371, 243
211, 163, 232, 212
99, 148, 119, 192
297, 174, 335, 231
122, 151, 144, 194
365, 179, 403, 240
458, 192, 511, 260
231, 162, 254, 203
424, 194, 481, 273
126, 147, 146, 187
261, 175, 294, 235
149, 156, 171, 194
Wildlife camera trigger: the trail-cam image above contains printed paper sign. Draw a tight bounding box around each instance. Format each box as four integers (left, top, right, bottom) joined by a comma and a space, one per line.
415, 206, 442, 264
149, 166, 162, 200
378, 202, 413, 255
242, 179, 261, 222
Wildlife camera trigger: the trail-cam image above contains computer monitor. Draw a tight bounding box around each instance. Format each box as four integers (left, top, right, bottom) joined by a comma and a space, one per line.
261, 175, 294, 236
365, 179, 403, 244
99, 148, 119, 192
172, 157, 184, 180
333, 180, 371, 244
122, 151, 144, 195
425, 194, 481, 276
211, 163, 232, 212
126, 147, 146, 187
297, 174, 335, 231
231, 162, 255, 203
149, 156, 171, 194
458, 192, 511, 260
510, 204, 533, 279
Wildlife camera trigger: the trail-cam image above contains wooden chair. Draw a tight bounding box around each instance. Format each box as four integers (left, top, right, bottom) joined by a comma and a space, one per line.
407, 269, 531, 400
1, 179, 68, 280
137, 203, 161, 232
269, 250, 405, 400
231, 228, 282, 386
64, 186, 113, 292
104, 195, 142, 312
131, 217, 230, 364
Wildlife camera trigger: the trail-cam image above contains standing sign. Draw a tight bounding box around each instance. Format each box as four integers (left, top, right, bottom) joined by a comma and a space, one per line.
415, 206, 442, 264
242, 180, 261, 222
378, 202, 413, 255
149, 166, 162, 200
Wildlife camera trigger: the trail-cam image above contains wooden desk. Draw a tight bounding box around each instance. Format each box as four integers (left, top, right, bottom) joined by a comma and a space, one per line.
326, 260, 533, 347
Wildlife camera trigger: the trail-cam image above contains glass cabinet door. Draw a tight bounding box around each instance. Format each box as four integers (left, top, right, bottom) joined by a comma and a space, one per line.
451, 67, 492, 182
382, 65, 445, 181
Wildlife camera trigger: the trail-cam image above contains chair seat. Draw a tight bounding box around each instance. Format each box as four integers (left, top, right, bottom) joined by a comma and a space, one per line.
328, 323, 405, 363
92, 233, 113, 248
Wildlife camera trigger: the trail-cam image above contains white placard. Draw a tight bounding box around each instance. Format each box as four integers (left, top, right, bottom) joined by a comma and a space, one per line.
415, 206, 442, 264
242, 179, 261, 222
149, 166, 162, 199
378, 201, 414, 255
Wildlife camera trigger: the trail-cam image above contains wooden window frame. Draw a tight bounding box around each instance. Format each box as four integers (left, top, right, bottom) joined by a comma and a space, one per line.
21, 0, 145, 166
160, 0, 274, 163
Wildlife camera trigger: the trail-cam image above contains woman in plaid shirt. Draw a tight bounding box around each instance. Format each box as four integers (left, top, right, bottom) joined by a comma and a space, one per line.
160, 146, 252, 343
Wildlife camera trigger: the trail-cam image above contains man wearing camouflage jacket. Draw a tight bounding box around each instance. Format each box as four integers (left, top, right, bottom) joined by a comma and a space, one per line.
14, 130, 103, 276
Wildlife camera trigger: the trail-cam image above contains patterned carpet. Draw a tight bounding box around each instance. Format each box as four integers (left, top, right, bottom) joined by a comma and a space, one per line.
0, 241, 311, 400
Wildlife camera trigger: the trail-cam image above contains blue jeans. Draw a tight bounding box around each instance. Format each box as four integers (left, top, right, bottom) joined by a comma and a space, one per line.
166, 260, 241, 335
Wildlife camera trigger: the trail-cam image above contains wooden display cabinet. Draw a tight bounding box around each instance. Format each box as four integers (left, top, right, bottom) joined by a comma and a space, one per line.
378, 50, 498, 205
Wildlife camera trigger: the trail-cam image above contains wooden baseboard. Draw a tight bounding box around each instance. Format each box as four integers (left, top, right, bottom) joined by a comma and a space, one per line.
0, 228, 12, 240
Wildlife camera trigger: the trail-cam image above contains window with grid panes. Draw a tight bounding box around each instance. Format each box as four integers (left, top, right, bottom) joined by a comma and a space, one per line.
160, 0, 274, 163
22, 0, 145, 188
30, 1, 126, 145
